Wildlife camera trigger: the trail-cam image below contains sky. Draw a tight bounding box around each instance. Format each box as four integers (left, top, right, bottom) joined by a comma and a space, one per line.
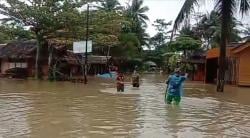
0, 0, 249, 37
119, 0, 250, 37
119, 0, 212, 36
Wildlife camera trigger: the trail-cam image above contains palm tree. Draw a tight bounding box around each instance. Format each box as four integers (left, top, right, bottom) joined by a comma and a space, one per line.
193, 10, 242, 49
172, 0, 250, 92
96, 0, 122, 12
127, 0, 149, 25
126, 0, 150, 48
243, 26, 250, 36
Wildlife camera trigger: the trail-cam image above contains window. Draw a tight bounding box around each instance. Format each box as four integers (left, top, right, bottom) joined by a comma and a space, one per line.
16, 63, 22, 68
21, 63, 27, 68
9, 63, 15, 68
9, 62, 28, 68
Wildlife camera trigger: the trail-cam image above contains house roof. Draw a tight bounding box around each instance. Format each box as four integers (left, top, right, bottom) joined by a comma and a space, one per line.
206, 41, 250, 59
0, 40, 111, 64
47, 38, 71, 50
181, 59, 205, 64
232, 41, 250, 54
0, 40, 37, 58
63, 50, 111, 65
144, 61, 157, 66
0, 39, 72, 59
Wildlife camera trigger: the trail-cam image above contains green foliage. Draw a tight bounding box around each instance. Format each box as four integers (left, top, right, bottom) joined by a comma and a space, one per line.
0, 0, 98, 37
168, 54, 181, 72
170, 36, 201, 52
192, 11, 242, 49
126, 0, 149, 25
242, 26, 250, 36
88, 11, 123, 48
172, 0, 250, 37
0, 0, 151, 73
0, 23, 33, 43
178, 25, 199, 40
96, 0, 122, 12
153, 19, 172, 33
179, 63, 193, 72
142, 50, 164, 67
110, 33, 140, 58
126, 0, 150, 47
150, 19, 172, 48
171, 0, 199, 38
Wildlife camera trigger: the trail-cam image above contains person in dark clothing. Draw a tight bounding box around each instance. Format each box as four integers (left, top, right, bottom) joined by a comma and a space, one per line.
132, 70, 140, 88
116, 73, 125, 92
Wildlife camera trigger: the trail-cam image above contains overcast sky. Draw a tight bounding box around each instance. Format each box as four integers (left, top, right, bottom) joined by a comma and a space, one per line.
118, 0, 212, 36
119, 0, 250, 36
0, 0, 249, 36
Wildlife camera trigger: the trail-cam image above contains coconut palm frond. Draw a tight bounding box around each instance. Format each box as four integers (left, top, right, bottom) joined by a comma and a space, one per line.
239, 0, 250, 15
96, 0, 122, 12
127, 0, 149, 25
171, 0, 199, 41
137, 6, 149, 14
138, 13, 149, 21
215, 0, 235, 28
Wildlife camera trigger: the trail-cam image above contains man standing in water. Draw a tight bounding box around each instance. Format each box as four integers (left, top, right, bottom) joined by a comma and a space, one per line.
132, 70, 140, 88
165, 68, 188, 105
116, 72, 125, 92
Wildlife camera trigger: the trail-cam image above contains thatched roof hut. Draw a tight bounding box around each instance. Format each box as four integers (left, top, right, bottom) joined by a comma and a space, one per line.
0, 39, 73, 59
0, 40, 36, 59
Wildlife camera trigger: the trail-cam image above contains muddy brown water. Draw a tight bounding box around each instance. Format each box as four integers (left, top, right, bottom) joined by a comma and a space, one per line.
0, 74, 250, 138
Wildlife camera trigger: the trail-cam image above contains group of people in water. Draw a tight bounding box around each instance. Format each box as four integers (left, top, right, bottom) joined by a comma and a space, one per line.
115, 68, 188, 105
116, 70, 140, 92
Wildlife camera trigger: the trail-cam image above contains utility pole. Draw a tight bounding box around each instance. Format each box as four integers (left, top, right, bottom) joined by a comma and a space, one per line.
84, 4, 89, 84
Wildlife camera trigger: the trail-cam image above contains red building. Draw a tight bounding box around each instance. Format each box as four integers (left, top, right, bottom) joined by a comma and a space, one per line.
206, 40, 250, 86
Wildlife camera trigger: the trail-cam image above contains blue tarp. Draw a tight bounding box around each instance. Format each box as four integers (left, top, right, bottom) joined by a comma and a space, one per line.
97, 72, 117, 79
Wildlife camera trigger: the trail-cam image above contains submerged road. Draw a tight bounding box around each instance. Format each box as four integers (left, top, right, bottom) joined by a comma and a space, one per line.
0, 74, 250, 138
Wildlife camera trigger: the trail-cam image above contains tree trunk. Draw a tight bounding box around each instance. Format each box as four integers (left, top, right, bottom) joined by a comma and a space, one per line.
207, 37, 210, 50
52, 60, 58, 80
48, 46, 53, 80
217, 0, 231, 92
106, 46, 111, 71
35, 32, 42, 79
35, 41, 40, 79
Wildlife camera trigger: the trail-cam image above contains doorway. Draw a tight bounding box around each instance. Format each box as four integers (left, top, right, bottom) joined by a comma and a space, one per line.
206, 58, 218, 83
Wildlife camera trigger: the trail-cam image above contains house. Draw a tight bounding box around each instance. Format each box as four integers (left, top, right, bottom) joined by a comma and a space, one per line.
0, 40, 111, 79
0, 44, 6, 73
62, 50, 111, 77
0, 40, 39, 77
205, 40, 250, 86
181, 50, 206, 81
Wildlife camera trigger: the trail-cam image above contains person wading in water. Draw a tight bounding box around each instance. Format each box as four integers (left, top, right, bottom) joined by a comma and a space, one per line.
116, 72, 125, 92
165, 68, 188, 105
132, 70, 140, 88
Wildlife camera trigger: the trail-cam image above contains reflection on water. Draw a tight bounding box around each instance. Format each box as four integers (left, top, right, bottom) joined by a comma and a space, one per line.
0, 74, 250, 138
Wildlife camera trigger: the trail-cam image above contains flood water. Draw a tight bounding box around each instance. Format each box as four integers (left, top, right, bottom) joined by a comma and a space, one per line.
0, 74, 250, 138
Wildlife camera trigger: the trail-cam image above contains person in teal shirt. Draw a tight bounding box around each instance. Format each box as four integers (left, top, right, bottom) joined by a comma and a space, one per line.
165, 68, 188, 105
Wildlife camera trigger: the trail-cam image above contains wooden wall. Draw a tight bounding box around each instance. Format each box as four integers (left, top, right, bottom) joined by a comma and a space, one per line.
193, 64, 205, 81
238, 47, 250, 86
0, 59, 9, 74
206, 48, 234, 59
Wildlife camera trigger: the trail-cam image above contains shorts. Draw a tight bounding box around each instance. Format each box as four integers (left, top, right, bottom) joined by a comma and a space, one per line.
117, 85, 124, 92
132, 83, 139, 87
166, 94, 181, 105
